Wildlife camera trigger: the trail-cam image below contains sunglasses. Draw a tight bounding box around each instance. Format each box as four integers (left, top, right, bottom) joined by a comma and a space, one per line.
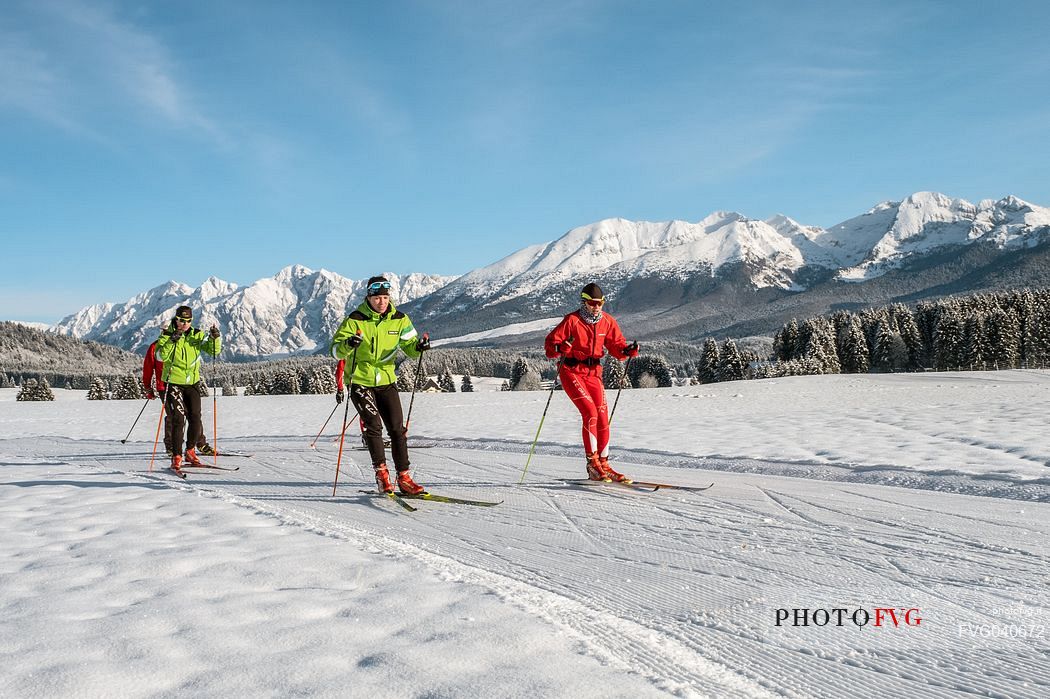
583, 298, 604, 308
368, 281, 392, 293
175, 316, 193, 324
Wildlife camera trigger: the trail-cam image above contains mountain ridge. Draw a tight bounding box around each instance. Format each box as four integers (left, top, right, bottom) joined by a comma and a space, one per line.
53, 192, 1050, 356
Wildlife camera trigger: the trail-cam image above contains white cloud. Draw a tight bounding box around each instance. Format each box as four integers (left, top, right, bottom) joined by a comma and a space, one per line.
0, 0, 221, 141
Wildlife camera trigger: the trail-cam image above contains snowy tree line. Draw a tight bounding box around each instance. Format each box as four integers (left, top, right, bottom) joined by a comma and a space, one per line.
9, 288, 1050, 399
760, 288, 1050, 379
0, 322, 140, 389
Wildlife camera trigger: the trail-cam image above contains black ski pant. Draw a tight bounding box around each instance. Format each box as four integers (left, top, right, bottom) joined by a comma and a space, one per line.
163, 412, 206, 452
165, 383, 202, 457
350, 383, 409, 471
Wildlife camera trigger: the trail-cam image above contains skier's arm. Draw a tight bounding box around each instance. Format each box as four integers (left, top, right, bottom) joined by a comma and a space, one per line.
398, 319, 422, 359
545, 317, 572, 358
330, 318, 361, 360
154, 323, 178, 362
142, 347, 155, 391
203, 325, 221, 357
605, 318, 632, 360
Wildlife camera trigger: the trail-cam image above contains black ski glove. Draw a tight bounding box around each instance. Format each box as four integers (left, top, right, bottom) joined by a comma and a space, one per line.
336, 388, 344, 405
345, 332, 363, 349
625, 341, 639, 358
556, 336, 574, 356
209, 325, 220, 339
415, 332, 431, 352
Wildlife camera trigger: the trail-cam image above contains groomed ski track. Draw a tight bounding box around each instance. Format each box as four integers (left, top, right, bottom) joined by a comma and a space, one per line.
15, 434, 1050, 699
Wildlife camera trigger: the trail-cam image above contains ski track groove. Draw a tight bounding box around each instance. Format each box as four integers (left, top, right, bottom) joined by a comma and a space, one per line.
120, 457, 772, 698
15, 436, 1050, 699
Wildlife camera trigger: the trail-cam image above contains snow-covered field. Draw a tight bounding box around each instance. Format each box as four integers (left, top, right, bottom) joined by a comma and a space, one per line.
2, 371, 1049, 698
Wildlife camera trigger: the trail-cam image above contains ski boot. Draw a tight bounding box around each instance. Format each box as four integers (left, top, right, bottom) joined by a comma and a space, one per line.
197, 443, 216, 456
184, 448, 204, 466
586, 453, 612, 482
374, 464, 394, 493
600, 456, 631, 484
396, 470, 425, 495
170, 454, 185, 477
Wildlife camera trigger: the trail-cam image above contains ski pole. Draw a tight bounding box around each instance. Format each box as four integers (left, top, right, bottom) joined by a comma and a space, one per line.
403, 344, 426, 433
120, 397, 151, 444
311, 403, 358, 448
148, 401, 166, 472
310, 403, 340, 448
608, 355, 633, 427
332, 336, 361, 497
518, 360, 561, 484
210, 338, 219, 466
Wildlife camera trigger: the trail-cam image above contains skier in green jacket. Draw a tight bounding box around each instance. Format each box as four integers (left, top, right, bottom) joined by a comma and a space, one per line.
330, 276, 430, 494
155, 304, 221, 476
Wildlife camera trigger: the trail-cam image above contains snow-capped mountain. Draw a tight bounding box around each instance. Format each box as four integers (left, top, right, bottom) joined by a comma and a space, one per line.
53, 192, 1050, 355
54, 266, 456, 358
404, 192, 1050, 344
821, 192, 1050, 281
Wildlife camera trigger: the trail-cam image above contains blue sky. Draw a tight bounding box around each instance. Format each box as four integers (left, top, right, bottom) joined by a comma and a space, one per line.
3, 0, 1048, 322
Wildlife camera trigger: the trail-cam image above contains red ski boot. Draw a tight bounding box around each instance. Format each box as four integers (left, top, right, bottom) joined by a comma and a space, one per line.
170, 454, 185, 477
396, 470, 425, 495
600, 456, 631, 484
374, 464, 394, 493
586, 453, 612, 481
184, 448, 204, 466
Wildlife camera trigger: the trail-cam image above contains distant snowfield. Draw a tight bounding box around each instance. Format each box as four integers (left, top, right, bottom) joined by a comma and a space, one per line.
431, 316, 561, 346
2, 371, 1049, 697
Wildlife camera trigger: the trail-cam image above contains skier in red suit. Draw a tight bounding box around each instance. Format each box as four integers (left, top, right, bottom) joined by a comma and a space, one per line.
545, 282, 639, 482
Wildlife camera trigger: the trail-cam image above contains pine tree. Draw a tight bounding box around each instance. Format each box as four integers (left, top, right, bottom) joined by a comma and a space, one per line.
773, 319, 800, 361
602, 356, 629, 389
510, 357, 530, 390
962, 315, 987, 369
799, 318, 840, 373
87, 377, 109, 400
439, 367, 456, 392
717, 340, 746, 382
839, 316, 870, 374
460, 374, 474, 392
984, 308, 1020, 369
1028, 304, 1050, 368
113, 374, 143, 400
396, 360, 416, 391
697, 338, 720, 384
636, 372, 659, 389
933, 306, 964, 370
17, 378, 55, 401
222, 383, 237, 396
873, 320, 907, 372
627, 354, 673, 388
891, 305, 924, 370
515, 368, 542, 391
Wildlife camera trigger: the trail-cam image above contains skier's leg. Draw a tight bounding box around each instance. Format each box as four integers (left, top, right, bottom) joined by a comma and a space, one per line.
350, 385, 386, 466
374, 385, 409, 470
560, 368, 600, 455
166, 386, 187, 456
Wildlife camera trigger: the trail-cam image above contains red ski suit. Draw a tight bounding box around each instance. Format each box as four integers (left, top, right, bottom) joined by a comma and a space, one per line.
545, 310, 632, 457
143, 341, 166, 394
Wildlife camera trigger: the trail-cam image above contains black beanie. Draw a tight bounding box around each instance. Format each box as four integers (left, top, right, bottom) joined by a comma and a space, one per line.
366, 276, 391, 297
175, 305, 192, 318
581, 282, 604, 300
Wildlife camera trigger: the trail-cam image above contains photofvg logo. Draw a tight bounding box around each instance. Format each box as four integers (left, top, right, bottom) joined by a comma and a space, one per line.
775, 607, 922, 628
